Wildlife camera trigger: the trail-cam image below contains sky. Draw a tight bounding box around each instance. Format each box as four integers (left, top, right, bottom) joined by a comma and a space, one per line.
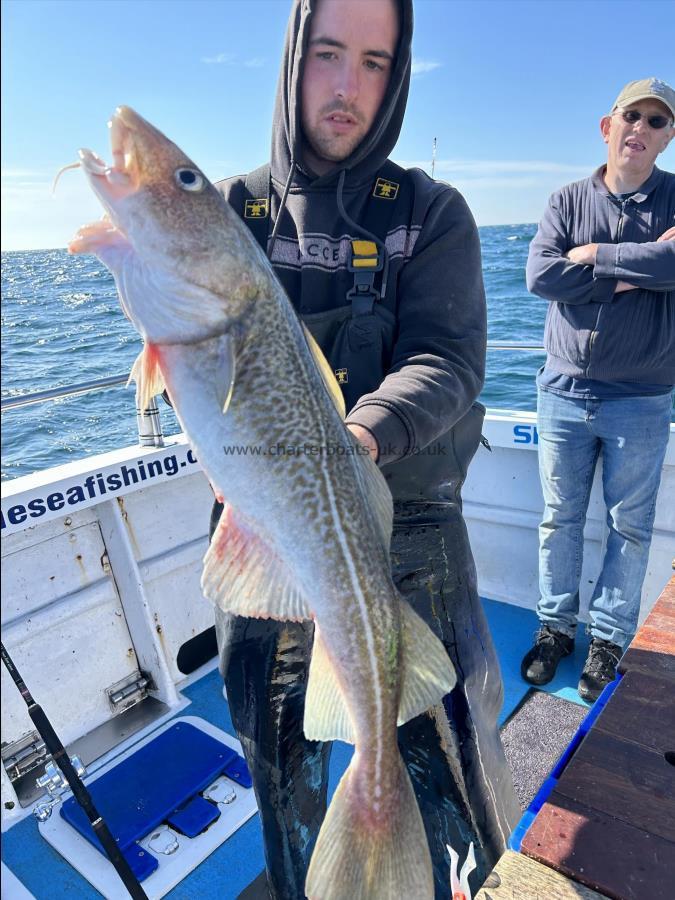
2, 0, 674, 251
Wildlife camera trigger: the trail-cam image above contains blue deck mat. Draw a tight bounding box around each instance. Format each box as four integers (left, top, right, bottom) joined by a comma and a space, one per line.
2, 597, 590, 899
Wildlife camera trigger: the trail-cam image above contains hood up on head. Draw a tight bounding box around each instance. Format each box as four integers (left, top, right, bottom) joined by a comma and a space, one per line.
271, 0, 413, 190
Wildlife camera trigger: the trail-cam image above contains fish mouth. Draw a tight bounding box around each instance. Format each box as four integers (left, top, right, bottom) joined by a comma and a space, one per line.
76, 107, 140, 205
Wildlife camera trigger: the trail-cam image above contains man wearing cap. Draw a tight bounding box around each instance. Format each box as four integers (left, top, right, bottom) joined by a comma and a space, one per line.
522, 78, 674, 702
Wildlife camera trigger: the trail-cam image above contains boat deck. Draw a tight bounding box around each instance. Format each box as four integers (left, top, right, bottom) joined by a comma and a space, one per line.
478, 576, 675, 900
2, 597, 591, 900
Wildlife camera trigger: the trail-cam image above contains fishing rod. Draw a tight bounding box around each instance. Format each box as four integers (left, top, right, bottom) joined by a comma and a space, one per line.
0, 642, 149, 900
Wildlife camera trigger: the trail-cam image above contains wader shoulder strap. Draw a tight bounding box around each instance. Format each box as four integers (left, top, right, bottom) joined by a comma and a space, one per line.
348, 160, 414, 313
233, 163, 272, 252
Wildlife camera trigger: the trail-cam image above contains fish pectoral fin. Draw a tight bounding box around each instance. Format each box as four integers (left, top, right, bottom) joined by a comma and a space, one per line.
303, 628, 355, 744
129, 343, 166, 412
302, 323, 346, 420
201, 504, 312, 622
397, 599, 457, 725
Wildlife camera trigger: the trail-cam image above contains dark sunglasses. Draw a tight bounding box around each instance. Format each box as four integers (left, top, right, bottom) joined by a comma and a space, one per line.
614, 108, 673, 130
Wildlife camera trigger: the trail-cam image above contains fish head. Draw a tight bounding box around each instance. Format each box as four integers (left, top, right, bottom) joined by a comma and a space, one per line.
70, 106, 271, 344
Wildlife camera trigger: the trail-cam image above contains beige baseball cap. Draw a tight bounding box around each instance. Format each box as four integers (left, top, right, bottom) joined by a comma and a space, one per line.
612, 78, 675, 120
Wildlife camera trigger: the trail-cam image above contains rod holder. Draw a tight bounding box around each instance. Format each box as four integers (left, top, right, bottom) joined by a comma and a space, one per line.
136, 398, 164, 448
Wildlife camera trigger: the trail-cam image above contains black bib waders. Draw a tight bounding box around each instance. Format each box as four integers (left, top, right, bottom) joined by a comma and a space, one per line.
211, 166, 520, 899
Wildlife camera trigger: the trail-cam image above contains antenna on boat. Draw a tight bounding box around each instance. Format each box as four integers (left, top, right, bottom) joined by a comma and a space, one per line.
431, 137, 437, 179
0, 642, 150, 900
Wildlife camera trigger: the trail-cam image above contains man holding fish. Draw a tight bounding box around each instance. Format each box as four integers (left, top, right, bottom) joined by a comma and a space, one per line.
209, 1, 519, 897
68, 0, 519, 897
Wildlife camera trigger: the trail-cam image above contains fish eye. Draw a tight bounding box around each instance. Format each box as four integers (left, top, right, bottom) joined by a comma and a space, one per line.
175, 168, 206, 192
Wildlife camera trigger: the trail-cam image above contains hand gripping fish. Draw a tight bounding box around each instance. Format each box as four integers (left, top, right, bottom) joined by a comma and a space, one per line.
68, 106, 456, 900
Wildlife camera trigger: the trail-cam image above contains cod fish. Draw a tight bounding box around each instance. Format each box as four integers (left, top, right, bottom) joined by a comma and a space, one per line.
68, 106, 456, 900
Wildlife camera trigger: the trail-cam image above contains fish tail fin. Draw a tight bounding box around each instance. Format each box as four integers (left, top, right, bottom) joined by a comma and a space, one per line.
305, 753, 433, 900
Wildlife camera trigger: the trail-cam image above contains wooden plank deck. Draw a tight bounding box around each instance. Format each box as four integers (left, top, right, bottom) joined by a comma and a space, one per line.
490, 576, 675, 900
474, 849, 609, 899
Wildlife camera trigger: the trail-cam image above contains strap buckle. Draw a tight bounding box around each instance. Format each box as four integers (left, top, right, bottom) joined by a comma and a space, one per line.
347, 240, 383, 314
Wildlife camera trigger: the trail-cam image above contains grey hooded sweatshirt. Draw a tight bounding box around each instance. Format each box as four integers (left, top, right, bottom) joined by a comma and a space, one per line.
215, 0, 487, 467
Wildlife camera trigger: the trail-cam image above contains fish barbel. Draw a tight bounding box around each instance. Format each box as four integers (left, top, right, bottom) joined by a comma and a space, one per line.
69, 106, 456, 900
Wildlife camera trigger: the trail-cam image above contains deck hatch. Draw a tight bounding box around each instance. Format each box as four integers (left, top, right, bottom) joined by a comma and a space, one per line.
59, 721, 240, 859
39, 717, 258, 897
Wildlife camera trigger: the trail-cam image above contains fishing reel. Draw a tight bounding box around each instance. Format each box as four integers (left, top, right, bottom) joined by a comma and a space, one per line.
33, 756, 86, 822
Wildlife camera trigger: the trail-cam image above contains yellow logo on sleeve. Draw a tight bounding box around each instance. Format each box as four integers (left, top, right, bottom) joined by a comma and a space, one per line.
245, 199, 269, 218
372, 178, 399, 200
335, 368, 349, 385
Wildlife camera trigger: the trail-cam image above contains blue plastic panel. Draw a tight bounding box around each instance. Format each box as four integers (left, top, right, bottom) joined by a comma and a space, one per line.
167, 794, 221, 838
223, 755, 253, 789
60, 721, 241, 855
123, 843, 159, 881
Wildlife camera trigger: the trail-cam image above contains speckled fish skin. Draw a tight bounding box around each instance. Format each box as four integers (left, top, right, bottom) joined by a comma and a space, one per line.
69, 107, 456, 900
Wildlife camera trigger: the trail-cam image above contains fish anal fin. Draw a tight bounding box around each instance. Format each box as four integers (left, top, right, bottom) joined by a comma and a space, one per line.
201, 504, 312, 622
129, 342, 166, 413
302, 323, 346, 420
397, 600, 457, 726
303, 628, 355, 744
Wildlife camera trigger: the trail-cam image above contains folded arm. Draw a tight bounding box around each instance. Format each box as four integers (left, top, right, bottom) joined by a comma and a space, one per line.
593, 226, 675, 292
528, 192, 675, 302
526, 197, 618, 305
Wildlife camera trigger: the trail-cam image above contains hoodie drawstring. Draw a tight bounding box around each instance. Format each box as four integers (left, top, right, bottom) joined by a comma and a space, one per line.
335, 169, 390, 299
267, 159, 297, 263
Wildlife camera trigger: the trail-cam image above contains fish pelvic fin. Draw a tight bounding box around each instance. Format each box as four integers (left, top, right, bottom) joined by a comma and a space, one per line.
202, 504, 312, 622
302, 323, 346, 420
397, 599, 457, 725
305, 752, 433, 900
129, 343, 166, 413
304, 626, 355, 743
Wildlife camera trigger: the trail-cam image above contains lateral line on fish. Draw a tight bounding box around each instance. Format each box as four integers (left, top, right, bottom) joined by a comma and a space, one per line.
314, 408, 385, 797
306, 367, 387, 796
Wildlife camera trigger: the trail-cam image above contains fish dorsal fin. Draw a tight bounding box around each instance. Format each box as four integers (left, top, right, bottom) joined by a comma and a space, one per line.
396, 600, 456, 725
201, 503, 312, 622
129, 342, 166, 412
302, 323, 346, 420
355, 448, 394, 551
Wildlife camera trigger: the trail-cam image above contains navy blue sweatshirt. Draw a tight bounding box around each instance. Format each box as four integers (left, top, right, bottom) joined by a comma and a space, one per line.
526, 165, 675, 385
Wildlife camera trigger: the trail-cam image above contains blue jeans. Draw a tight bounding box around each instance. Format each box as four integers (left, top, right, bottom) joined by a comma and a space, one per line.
536, 388, 672, 648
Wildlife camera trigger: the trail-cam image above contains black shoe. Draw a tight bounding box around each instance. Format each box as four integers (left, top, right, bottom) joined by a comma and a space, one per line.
578, 638, 621, 702
521, 625, 574, 686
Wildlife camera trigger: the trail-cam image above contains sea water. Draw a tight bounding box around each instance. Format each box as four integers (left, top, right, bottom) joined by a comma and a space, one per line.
1, 223, 545, 481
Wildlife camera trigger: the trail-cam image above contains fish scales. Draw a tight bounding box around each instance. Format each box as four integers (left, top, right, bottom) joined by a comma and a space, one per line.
68, 106, 457, 900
